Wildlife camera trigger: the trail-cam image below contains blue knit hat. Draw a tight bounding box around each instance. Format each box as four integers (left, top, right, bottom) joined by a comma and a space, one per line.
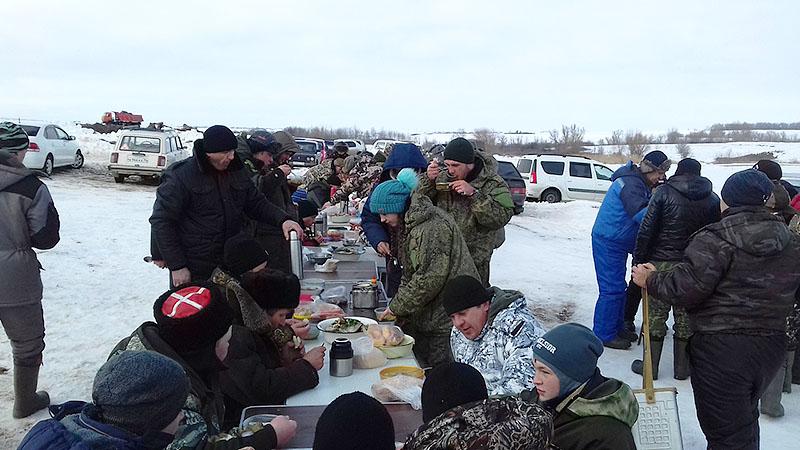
532, 323, 603, 397
369, 168, 419, 214
721, 169, 773, 207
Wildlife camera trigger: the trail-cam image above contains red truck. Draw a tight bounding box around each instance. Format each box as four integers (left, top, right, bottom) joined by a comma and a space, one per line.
101, 111, 143, 126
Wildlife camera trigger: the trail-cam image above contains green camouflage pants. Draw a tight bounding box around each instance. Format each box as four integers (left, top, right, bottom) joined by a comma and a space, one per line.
649, 261, 692, 340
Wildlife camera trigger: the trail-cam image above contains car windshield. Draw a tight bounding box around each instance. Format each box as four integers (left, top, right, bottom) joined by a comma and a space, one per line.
297, 142, 318, 154
516, 159, 532, 173
497, 162, 522, 178
21, 125, 40, 137
119, 136, 162, 153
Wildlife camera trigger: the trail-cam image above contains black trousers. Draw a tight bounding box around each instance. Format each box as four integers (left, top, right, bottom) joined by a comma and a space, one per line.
623, 278, 641, 324
689, 333, 785, 450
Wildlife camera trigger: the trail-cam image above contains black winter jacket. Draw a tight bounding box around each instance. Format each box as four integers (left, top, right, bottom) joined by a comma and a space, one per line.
150, 141, 291, 279
647, 206, 800, 334
634, 174, 721, 264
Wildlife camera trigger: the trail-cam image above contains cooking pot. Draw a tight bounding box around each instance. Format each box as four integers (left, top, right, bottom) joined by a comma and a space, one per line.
351, 281, 379, 309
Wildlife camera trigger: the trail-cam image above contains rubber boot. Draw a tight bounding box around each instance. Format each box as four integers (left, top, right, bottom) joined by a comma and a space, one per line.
12, 364, 50, 419
783, 351, 794, 393
673, 338, 691, 380
793, 350, 800, 385
760, 363, 785, 417
631, 337, 663, 380
620, 321, 638, 342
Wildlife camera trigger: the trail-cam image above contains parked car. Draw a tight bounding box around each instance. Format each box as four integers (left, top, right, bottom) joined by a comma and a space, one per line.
293, 138, 326, 167
515, 154, 614, 203
20, 124, 84, 175
497, 160, 526, 214
372, 139, 404, 154
108, 129, 186, 183
334, 139, 366, 156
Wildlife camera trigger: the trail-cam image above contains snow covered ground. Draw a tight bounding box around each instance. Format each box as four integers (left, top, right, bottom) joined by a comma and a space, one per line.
1, 129, 799, 447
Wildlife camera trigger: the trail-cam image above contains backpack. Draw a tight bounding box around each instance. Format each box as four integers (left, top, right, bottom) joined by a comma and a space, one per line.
17, 402, 91, 450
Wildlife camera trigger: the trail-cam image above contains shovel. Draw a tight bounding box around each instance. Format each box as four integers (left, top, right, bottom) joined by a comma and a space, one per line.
631, 287, 684, 449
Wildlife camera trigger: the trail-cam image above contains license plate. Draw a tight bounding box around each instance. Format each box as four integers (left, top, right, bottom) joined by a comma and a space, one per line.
128, 156, 148, 164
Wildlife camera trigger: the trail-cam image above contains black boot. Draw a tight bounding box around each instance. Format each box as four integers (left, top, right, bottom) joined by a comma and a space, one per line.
760, 363, 785, 417
631, 338, 664, 380
619, 321, 638, 342
12, 364, 50, 418
784, 351, 794, 393
793, 350, 800, 385
604, 336, 632, 350
673, 338, 691, 380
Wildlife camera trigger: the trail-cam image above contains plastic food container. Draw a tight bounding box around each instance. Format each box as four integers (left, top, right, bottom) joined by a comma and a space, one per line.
376, 335, 415, 359
379, 365, 424, 380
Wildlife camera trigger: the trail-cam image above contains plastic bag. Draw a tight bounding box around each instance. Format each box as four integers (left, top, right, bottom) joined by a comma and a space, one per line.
367, 324, 405, 347
352, 336, 386, 369
371, 375, 423, 410
320, 285, 347, 306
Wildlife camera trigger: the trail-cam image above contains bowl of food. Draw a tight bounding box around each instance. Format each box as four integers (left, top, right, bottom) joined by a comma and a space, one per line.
374, 307, 396, 323
379, 365, 425, 380
376, 335, 415, 359
308, 253, 331, 265
332, 246, 365, 262
317, 316, 378, 344
328, 214, 352, 225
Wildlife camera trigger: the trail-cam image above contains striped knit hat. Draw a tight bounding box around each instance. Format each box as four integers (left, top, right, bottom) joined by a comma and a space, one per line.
0, 122, 30, 153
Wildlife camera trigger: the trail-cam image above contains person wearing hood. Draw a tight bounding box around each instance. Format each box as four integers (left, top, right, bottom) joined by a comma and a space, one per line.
632, 169, 800, 449
19, 351, 189, 450
0, 122, 60, 419
361, 142, 429, 297
111, 283, 297, 450
443, 275, 546, 396
373, 169, 480, 367
237, 130, 300, 274
524, 323, 639, 450
422, 137, 515, 286
591, 150, 670, 349
150, 125, 303, 286
630, 158, 721, 381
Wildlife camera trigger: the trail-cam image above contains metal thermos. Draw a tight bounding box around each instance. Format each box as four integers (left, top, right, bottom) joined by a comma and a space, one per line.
289, 230, 304, 280
313, 213, 324, 237
329, 338, 354, 377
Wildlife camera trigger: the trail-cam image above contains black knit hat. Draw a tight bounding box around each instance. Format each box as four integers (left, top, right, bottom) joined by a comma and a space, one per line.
674, 158, 701, 177
223, 233, 269, 277
442, 275, 493, 316
93, 351, 189, 436
297, 200, 319, 219
154, 283, 234, 353
241, 269, 301, 310
444, 137, 475, 164
640, 150, 671, 173
422, 362, 488, 422
248, 130, 282, 155
754, 159, 782, 181
202, 125, 238, 153
721, 169, 774, 207
313, 392, 395, 450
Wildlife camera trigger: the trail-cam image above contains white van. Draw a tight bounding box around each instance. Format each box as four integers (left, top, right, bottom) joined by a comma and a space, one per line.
515, 154, 614, 202
109, 129, 186, 183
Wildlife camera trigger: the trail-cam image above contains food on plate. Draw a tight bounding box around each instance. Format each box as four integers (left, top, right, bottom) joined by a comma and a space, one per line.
324, 317, 365, 333
367, 324, 405, 347
333, 246, 361, 255
326, 229, 345, 239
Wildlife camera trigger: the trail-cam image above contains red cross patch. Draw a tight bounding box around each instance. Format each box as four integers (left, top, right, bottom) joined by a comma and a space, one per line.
161, 286, 212, 318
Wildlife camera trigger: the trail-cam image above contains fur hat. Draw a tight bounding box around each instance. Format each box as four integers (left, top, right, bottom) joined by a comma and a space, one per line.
313, 392, 395, 450
154, 284, 233, 353
93, 351, 189, 436
241, 269, 301, 311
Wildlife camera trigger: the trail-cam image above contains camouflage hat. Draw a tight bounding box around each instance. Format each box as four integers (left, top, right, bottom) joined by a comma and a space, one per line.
0, 122, 30, 153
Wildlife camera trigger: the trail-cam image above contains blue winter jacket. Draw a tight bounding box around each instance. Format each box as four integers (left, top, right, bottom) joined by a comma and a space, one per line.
361, 144, 429, 249
591, 162, 652, 253
18, 401, 170, 450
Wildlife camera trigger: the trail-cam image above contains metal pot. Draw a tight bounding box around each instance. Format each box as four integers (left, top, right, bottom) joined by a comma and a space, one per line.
351, 281, 379, 309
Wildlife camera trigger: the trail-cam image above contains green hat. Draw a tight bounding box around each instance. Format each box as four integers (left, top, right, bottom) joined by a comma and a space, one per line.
370, 168, 419, 214
0, 122, 30, 153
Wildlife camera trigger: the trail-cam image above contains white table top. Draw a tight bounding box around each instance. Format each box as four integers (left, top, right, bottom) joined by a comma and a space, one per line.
286, 334, 419, 406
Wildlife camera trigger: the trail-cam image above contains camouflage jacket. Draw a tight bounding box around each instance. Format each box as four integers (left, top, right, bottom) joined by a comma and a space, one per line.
403, 397, 553, 450
110, 324, 278, 450
451, 290, 546, 396
391, 191, 480, 336
331, 155, 382, 203
302, 160, 334, 187
419, 151, 514, 284
647, 206, 800, 334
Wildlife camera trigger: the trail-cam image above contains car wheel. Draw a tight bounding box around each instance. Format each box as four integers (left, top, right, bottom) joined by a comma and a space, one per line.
114, 175, 126, 184
43, 154, 54, 176
541, 188, 561, 203
72, 150, 84, 169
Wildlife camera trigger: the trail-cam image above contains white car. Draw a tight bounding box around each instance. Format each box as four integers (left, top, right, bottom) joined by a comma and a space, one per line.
20, 124, 84, 175
372, 139, 404, 154
515, 154, 614, 203
334, 138, 366, 156
108, 129, 186, 183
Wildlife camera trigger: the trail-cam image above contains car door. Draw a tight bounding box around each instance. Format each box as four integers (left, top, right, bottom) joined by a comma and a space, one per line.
54, 126, 75, 166
592, 164, 614, 201
42, 126, 61, 165
515, 158, 533, 195
565, 161, 596, 200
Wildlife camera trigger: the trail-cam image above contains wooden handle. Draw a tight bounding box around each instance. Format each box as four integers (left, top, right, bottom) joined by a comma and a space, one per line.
642, 287, 656, 403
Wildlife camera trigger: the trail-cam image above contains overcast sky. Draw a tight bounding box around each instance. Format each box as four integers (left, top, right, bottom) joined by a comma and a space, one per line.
1, 0, 797, 134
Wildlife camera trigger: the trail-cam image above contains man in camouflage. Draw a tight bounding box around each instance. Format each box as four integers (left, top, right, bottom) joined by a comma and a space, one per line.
371, 168, 479, 368
330, 154, 382, 203
421, 138, 514, 286
633, 169, 800, 449
443, 275, 546, 396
